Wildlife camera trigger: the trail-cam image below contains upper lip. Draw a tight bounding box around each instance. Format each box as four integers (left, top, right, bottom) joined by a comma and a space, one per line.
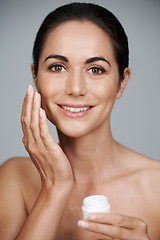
58, 103, 94, 108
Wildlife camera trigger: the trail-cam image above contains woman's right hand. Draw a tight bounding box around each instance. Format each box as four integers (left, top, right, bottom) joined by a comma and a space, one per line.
21, 85, 74, 191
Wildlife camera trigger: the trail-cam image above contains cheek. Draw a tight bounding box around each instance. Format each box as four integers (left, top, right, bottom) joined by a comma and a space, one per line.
90, 80, 118, 102
36, 74, 63, 101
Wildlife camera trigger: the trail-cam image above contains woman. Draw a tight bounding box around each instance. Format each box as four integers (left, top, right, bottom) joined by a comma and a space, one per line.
0, 2, 159, 239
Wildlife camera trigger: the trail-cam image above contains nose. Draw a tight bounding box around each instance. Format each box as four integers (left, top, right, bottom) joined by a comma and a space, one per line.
65, 70, 87, 97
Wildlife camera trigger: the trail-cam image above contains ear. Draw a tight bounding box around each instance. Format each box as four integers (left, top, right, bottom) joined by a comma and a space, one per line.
31, 63, 37, 84
116, 67, 131, 99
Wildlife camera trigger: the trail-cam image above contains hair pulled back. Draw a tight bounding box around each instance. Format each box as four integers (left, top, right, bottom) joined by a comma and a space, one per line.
32, 2, 129, 83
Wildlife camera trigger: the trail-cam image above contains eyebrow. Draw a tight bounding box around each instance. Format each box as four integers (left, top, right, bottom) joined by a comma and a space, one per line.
44, 54, 111, 66
44, 54, 69, 62
85, 57, 111, 66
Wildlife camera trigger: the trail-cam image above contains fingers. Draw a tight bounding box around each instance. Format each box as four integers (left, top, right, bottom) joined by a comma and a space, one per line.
21, 85, 48, 178
87, 213, 139, 229
21, 85, 35, 145
30, 91, 45, 152
78, 213, 149, 240
31, 92, 41, 141
21, 85, 74, 188
39, 108, 74, 182
39, 108, 59, 153
21, 85, 65, 160
78, 220, 131, 240
21, 85, 44, 152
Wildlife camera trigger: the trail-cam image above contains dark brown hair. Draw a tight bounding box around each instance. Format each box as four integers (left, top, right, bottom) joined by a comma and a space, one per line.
32, 2, 129, 84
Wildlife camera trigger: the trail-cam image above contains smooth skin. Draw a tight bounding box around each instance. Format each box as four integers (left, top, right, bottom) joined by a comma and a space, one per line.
0, 20, 160, 240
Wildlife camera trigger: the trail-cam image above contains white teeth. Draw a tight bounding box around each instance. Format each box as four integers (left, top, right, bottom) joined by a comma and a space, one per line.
61, 106, 90, 112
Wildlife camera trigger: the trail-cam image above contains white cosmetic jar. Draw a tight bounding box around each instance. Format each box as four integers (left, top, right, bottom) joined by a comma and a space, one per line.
82, 195, 110, 220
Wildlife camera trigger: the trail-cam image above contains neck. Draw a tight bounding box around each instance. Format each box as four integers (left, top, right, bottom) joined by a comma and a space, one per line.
57, 121, 119, 184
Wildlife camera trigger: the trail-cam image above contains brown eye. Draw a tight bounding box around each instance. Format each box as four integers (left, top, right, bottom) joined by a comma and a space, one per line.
92, 68, 100, 74
48, 64, 66, 72
88, 67, 106, 75
54, 65, 62, 72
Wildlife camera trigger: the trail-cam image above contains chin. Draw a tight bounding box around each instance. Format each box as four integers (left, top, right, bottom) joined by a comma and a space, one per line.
54, 120, 93, 138
58, 125, 90, 138
46, 111, 101, 139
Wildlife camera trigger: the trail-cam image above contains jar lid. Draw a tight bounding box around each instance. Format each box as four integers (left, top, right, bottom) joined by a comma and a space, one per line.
83, 195, 110, 209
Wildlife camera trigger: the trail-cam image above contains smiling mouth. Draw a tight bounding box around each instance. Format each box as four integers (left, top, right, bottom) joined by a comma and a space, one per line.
59, 105, 93, 113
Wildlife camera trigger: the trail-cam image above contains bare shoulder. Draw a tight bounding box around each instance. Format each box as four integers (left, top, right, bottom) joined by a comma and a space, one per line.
137, 154, 160, 193
0, 157, 39, 185
0, 157, 41, 206
129, 148, 160, 177
126, 152, 160, 238
0, 156, 32, 173
136, 152, 160, 188
119, 143, 160, 170
120, 144, 160, 193
0, 157, 41, 239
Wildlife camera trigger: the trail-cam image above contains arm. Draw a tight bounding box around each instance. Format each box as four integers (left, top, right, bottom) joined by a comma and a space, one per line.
0, 160, 27, 240
0, 160, 72, 240
16, 183, 72, 240
0, 85, 74, 240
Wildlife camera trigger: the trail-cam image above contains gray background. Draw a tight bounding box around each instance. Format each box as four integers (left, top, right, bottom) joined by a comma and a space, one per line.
0, 0, 160, 165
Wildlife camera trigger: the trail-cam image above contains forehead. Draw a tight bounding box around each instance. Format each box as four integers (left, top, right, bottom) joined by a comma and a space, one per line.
40, 20, 115, 62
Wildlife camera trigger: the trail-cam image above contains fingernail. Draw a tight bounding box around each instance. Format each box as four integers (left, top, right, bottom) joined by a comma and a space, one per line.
88, 214, 96, 221
34, 92, 39, 102
40, 108, 43, 117
77, 220, 89, 229
26, 85, 32, 94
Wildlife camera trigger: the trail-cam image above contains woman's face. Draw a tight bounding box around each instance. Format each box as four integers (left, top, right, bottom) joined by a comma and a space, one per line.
34, 20, 129, 137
